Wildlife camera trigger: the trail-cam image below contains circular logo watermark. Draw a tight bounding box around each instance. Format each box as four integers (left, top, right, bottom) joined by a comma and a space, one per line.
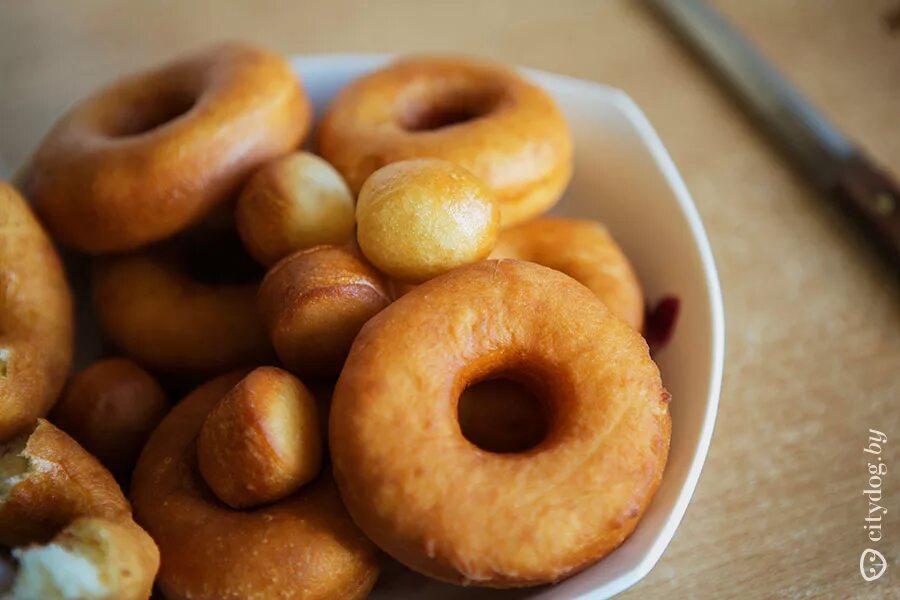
860, 548, 887, 582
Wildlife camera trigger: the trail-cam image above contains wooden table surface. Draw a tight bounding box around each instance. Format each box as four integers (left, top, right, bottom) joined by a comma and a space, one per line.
1, 1, 898, 598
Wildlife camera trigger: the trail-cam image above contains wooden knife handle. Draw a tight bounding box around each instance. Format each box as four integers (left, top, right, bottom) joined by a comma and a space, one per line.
832, 153, 900, 271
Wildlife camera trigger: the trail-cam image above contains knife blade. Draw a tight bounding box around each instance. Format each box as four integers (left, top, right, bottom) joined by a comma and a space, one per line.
647, 0, 900, 271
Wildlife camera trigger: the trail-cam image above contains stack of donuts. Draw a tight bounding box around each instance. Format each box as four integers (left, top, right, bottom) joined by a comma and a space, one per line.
0, 41, 671, 599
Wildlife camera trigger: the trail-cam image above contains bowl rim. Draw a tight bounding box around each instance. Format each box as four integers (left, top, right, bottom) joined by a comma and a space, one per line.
291, 53, 725, 598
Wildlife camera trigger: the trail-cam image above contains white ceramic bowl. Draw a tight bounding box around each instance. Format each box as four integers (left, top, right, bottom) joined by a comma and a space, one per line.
292, 55, 725, 599
47, 53, 723, 600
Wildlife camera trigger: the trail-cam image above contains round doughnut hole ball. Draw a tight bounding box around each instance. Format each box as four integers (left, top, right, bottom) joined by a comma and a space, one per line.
237, 152, 356, 266
355, 159, 500, 283
50, 358, 169, 480
257, 246, 392, 379
197, 367, 322, 509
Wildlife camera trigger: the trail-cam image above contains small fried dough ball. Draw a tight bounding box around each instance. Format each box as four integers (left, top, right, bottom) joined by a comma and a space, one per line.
197, 367, 322, 508
356, 159, 499, 283
258, 246, 391, 378
236, 152, 356, 266
50, 358, 169, 479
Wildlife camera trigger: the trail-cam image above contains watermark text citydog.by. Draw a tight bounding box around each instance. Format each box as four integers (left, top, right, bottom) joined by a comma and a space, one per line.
860, 429, 888, 582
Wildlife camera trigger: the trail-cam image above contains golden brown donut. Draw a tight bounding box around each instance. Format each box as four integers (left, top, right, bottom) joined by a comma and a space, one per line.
258, 245, 391, 378
0, 420, 131, 547
0, 419, 158, 599
197, 367, 322, 509
131, 372, 380, 600
331, 260, 671, 587
236, 152, 356, 266
50, 358, 169, 480
491, 217, 645, 330
356, 159, 500, 283
25, 41, 311, 253
92, 248, 271, 376
0, 182, 73, 440
318, 55, 573, 227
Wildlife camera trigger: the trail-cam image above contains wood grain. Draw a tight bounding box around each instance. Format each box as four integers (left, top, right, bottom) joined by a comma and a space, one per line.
1, 1, 898, 597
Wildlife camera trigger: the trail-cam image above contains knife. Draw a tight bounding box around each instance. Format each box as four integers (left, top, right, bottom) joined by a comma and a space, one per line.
647, 0, 900, 271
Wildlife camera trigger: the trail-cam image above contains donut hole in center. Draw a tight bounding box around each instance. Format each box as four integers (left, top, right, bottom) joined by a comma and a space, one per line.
176, 224, 265, 286
181, 237, 264, 285
109, 88, 197, 137
457, 376, 550, 454
398, 86, 502, 132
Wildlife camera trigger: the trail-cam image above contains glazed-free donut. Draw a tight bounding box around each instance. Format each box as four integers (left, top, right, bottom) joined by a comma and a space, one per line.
318, 55, 572, 227
331, 260, 670, 586
0, 419, 132, 546
236, 152, 356, 266
50, 358, 170, 480
492, 217, 644, 330
258, 245, 391, 378
197, 367, 322, 509
25, 41, 310, 253
131, 372, 379, 600
356, 159, 500, 283
0, 419, 158, 599
0, 183, 73, 440
92, 248, 271, 376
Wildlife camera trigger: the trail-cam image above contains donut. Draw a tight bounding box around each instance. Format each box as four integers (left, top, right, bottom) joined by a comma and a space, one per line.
25, 41, 311, 253
131, 372, 380, 600
0, 183, 73, 440
0, 419, 158, 599
92, 247, 271, 376
492, 217, 644, 330
197, 367, 322, 509
236, 152, 356, 266
50, 358, 170, 480
258, 245, 391, 378
330, 260, 670, 586
356, 159, 500, 283
0, 419, 132, 546
318, 55, 572, 227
